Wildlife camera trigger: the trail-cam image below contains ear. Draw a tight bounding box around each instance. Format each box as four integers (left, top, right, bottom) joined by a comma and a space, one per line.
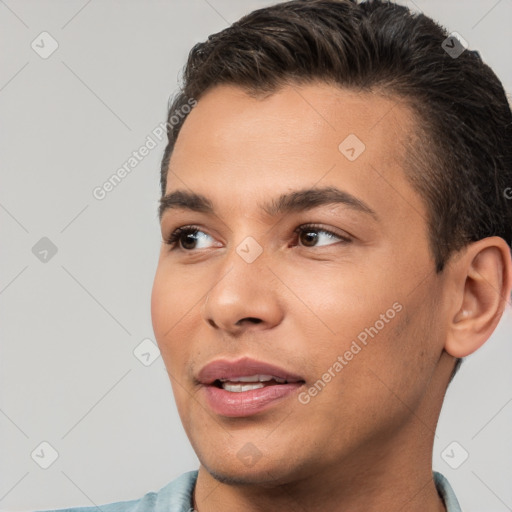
444, 237, 512, 359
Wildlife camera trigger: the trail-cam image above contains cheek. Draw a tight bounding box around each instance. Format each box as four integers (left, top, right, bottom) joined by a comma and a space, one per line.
151, 262, 203, 340
283, 261, 398, 344
291, 265, 432, 405
150, 266, 194, 385
341, 298, 440, 414
150, 275, 175, 342
151, 275, 197, 420
276, 266, 411, 408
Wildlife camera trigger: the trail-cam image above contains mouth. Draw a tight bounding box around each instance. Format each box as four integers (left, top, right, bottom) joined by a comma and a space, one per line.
197, 357, 306, 417
213, 374, 297, 392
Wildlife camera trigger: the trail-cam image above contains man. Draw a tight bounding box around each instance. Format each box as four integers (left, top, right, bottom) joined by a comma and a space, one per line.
39, 0, 512, 511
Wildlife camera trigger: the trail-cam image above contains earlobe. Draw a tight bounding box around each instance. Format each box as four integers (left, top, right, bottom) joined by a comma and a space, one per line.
445, 237, 512, 359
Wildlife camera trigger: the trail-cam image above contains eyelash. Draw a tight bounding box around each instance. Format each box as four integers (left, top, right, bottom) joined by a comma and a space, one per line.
163, 223, 352, 251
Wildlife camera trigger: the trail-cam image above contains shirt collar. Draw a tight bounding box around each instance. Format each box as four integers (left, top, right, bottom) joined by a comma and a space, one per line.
434, 471, 463, 512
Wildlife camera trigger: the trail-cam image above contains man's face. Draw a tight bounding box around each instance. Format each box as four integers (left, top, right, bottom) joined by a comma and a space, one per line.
151, 82, 449, 484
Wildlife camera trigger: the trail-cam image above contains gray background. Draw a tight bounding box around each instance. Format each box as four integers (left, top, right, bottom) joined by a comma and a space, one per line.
1, 0, 511, 510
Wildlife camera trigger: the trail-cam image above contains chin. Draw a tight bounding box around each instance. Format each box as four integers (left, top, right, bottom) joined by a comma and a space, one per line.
199, 450, 311, 488
206, 466, 266, 486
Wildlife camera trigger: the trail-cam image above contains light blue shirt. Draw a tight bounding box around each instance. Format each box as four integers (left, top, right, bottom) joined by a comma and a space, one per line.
37, 470, 462, 512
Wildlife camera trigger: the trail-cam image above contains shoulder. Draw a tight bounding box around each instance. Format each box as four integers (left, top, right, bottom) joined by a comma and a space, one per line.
35, 470, 199, 512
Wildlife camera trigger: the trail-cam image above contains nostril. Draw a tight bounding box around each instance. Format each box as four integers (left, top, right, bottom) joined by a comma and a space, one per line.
237, 317, 262, 325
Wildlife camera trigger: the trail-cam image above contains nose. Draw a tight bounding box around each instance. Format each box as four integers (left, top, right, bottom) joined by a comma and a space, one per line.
201, 251, 284, 336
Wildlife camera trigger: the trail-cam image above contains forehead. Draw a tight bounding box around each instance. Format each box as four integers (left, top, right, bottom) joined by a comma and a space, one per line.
171, 82, 415, 161
165, 82, 427, 228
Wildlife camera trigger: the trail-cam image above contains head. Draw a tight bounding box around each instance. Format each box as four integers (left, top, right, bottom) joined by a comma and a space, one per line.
151, 0, 512, 486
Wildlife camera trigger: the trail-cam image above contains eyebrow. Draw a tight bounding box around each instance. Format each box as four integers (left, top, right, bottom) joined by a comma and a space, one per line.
158, 186, 378, 221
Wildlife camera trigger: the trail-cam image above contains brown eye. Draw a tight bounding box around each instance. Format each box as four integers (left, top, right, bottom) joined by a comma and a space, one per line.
180, 230, 200, 250
295, 224, 352, 248
299, 229, 320, 247
164, 226, 215, 251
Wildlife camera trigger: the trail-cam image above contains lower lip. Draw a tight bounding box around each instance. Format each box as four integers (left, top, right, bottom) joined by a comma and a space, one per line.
202, 382, 303, 417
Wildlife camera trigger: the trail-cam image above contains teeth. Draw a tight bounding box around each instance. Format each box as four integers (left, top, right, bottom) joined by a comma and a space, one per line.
218, 374, 291, 392
219, 374, 286, 383
222, 382, 265, 392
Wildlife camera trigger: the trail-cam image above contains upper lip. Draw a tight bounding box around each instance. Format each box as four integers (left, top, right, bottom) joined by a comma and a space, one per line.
197, 356, 305, 385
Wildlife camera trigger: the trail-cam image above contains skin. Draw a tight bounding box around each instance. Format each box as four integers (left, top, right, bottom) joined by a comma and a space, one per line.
151, 82, 512, 512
